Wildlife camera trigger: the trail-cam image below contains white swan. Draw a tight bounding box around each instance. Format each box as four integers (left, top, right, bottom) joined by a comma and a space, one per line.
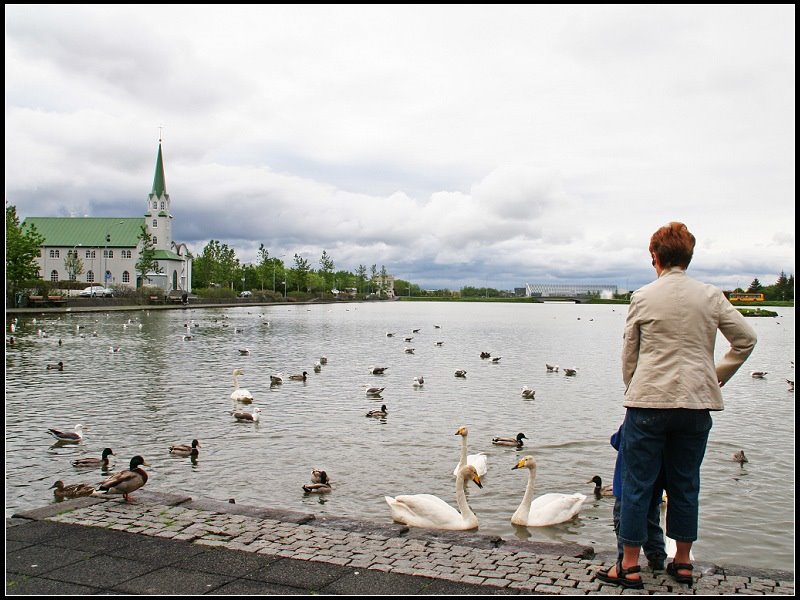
511, 455, 586, 526
230, 368, 254, 402
385, 464, 483, 531
453, 426, 488, 477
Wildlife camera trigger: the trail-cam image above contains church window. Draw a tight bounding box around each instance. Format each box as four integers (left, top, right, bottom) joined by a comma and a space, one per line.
122, 271, 130, 283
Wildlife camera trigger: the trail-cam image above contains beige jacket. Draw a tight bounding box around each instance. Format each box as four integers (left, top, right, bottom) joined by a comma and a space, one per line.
622, 267, 757, 410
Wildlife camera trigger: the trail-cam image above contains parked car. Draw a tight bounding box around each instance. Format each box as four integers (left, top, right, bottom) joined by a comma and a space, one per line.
239, 290, 253, 298
79, 285, 113, 297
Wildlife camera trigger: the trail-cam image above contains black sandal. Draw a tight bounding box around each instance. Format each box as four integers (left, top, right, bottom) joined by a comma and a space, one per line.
596, 560, 644, 589
667, 561, 694, 585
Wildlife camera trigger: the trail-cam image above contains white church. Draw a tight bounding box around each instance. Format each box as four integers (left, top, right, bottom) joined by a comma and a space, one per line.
23, 142, 193, 293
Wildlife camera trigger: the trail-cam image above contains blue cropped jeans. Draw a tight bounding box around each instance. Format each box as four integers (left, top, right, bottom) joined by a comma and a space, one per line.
619, 407, 712, 547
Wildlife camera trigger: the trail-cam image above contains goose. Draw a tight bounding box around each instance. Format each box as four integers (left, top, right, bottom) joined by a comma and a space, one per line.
366, 404, 388, 418
97, 455, 149, 501
546, 364, 559, 373
454, 426, 488, 477
750, 371, 768, 379
563, 368, 577, 376
289, 371, 308, 381
587, 475, 614, 497
511, 455, 587, 526
230, 368, 254, 403
732, 450, 748, 466
369, 366, 389, 375
492, 432, 527, 448
47, 361, 64, 371
169, 439, 201, 458
385, 464, 483, 531
232, 407, 261, 422
51, 480, 96, 499
72, 447, 114, 469
454, 369, 467, 378
303, 470, 332, 493
270, 374, 283, 385
366, 386, 385, 397
521, 386, 536, 399
47, 424, 85, 443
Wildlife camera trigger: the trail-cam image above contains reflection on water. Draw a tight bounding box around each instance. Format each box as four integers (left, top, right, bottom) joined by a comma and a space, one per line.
5, 302, 795, 571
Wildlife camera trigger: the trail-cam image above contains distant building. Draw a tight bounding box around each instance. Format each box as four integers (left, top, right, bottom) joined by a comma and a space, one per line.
525, 282, 618, 298
22, 142, 193, 293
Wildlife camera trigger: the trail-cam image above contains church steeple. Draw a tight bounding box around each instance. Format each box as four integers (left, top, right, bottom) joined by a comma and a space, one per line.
151, 142, 167, 197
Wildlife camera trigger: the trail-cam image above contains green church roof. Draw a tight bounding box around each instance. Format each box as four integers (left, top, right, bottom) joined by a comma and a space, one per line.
21, 217, 144, 248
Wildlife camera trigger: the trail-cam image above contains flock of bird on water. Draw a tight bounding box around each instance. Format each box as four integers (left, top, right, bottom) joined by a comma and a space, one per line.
8, 314, 789, 532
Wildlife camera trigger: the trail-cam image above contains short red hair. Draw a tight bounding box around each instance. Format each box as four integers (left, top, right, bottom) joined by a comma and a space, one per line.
649, 222, 695, 269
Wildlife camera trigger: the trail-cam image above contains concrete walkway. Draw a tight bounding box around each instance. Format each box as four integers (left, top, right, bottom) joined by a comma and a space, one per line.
6, 490, 794, 595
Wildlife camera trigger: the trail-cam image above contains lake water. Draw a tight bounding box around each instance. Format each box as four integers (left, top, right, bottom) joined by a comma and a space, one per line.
5, 301, 795, 571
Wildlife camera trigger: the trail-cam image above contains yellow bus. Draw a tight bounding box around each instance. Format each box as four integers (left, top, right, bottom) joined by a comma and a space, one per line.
728, 292, 765, 302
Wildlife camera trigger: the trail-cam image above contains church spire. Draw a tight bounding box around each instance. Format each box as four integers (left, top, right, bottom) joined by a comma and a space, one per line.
151, 142, 167, 197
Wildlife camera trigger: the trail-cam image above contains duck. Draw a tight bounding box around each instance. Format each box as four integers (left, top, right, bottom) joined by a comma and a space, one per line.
386, 331, 396, 337
412, 376, 424, 388
492, 432, 527, 448
270, 374, 283, 385
787, 379, 795, 391
454, 369, 467, 378
319, 356, 328, 365
732, 450, 748, 466
750, 371, 768, 379
50, 480, 96, 499
230, 368, 254, 403
72, 447, 114, 469
313, 361, 322, 373
491, 356, 502, 364
289, 371, 308, 381
511, 455, 587, 526
232, 407, 261, 422
303, 470, 332, 493
563, 368, 577, 376
434, 341, 444, 347
369, 366, 389, 375
521, 386, 536, 399
546, 364, 559, 372
238, 348, 251, 355
47, 424, 85, 443
385, 464, 483, 531
97, 455, 149, 501
404, 347, 415, 354
47, 361, 64, 371
403, 336, 414, 342
480, 352, 491, 359
366, 386, 385, 397
587, 475, 614, 497
169, 439, 201, 458
109, 346, 121, 353
311, 469, 332, 484
454, 426, 488, 478
366, 404, 388, 418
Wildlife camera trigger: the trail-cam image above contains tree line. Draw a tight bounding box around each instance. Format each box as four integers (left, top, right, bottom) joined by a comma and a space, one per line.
743, 274, 794, 301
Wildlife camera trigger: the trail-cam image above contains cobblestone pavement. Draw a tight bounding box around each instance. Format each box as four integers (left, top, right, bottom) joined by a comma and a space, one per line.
7, 490, 795, 595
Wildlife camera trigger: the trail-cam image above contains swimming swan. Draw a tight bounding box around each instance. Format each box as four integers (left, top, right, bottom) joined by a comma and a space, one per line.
453, 426, 488, 477
385, 464, 483, 531
511, 455, 587, 526
231, 368, 254, 403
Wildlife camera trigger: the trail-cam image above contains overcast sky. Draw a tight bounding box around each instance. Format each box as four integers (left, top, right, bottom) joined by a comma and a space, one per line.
5, 5, 795, 291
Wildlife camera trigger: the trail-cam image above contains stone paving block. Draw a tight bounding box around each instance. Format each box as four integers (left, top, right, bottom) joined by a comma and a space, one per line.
6, 573, 101, 595
6, 544, 94, 576
112, 566, 234, 595
43, 554, 156, 588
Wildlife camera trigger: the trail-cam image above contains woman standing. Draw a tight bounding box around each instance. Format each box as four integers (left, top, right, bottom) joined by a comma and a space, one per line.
598, 222, 757, 589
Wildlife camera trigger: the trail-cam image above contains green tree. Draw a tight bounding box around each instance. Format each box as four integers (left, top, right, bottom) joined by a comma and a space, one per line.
747, 278, 763, 292
256, 244, 271, 291
135, 224, 163, 286
355, 264, 367, 295
319, 250, 335, 297
292, 253, 310, 292
379, 265, 389, 297
6, 204, 45, 305
370, 264, 377, 294
64, 249, 85, 281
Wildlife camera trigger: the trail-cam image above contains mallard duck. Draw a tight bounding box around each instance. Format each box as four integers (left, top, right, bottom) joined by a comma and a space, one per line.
47, 424, 85, 443
492, 432, 527, 448
564, 368, 578, 376
72, 447, 114, 469
404, 347, 415, 354
435, 341, 444, 346
98, 455, 149, 501
454, 426, 488, 477
369, 366, 389, 375
366, 404, 388, 418
403, 336, 414, 342
169, 439, 200, 458
385, 464, 483, 531
289, 371, 308, 381
303, 470, 332, 493
238, 348, 251, 355
480, 352, 491, 359
232, 407, 261, 422
521, 386, 536, 399
319, 356, 328, 365
365, 386, 385, 397
51, 480, 95, 499
491, 356, 502, 364
512, 455, 587, 526
545, 363, 559, 372
230, 368, 254, 403
47, 361, 64, 371
588, 475, 614, 497
750, 371, 768, 379
311, 469, 332, 484
454, 369, 467, 378
732, 450, 748, 466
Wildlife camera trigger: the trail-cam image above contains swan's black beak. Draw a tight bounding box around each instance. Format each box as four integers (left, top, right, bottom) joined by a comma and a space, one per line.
472, 475, 483, 488
512, 465, 520, 470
